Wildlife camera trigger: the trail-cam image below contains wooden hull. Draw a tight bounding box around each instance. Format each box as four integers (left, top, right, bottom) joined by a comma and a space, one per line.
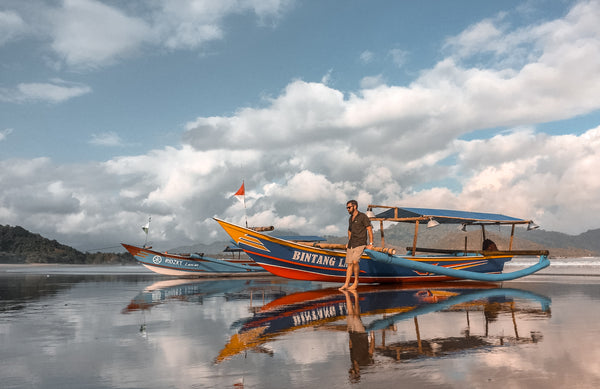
122, 243, 269, 277
213, 219, 513, 283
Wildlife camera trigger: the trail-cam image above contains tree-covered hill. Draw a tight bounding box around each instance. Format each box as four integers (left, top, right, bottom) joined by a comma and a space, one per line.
0, 225, 135, 264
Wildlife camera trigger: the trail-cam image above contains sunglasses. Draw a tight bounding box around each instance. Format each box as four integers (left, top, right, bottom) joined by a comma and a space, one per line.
346, 206, 354, 209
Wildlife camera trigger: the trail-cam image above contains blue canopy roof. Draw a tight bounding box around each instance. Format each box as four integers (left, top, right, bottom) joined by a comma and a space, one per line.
372, 206, 529, 225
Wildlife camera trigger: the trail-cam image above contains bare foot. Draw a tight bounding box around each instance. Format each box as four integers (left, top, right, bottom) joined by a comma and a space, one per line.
339, 285, 349, 290
348, 284, 358, 290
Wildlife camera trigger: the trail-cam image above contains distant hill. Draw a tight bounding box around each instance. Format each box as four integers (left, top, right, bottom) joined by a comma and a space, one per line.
367, 223, 598, 257
0, 225, 135, 264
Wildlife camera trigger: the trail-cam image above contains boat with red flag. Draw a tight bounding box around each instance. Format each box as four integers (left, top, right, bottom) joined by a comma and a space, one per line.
214, 205, 550, 283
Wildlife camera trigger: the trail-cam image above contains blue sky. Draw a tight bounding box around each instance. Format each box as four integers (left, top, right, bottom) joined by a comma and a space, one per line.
1, 0, 599, 250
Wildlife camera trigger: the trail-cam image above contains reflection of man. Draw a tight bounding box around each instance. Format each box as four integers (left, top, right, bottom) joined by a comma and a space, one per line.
342, 289, 374, 381
340, 200, 373, 290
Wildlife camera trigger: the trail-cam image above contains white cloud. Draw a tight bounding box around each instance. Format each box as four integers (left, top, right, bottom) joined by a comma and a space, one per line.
388, 48, 408, 68
50, 0, 153, 69
359, 50, 374, 64
0, 128, 14, 142
0, 79, 91, 103
4, 0, 295, 70
0, 10, 27, 46
360, 75, 386, 89
89, 132, 124, 147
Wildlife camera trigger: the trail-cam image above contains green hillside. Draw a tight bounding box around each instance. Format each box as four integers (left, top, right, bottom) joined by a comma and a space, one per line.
0, 225, 135, 264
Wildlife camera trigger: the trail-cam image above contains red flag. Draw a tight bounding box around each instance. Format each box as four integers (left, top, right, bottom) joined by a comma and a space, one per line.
234, 182, 245, 196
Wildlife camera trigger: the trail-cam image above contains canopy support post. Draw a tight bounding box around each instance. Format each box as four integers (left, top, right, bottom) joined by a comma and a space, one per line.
411, 220, 419, 256
509, 224, 515, 250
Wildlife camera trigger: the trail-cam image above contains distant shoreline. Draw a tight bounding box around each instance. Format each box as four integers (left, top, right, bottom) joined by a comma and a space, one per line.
0, 263, 153, 275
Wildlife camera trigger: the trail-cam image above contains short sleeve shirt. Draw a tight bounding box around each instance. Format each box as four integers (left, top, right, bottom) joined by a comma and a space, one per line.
348, 212, 372, 248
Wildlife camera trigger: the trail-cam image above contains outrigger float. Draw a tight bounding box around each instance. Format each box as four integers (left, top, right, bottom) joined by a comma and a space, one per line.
214, 206, 550, 283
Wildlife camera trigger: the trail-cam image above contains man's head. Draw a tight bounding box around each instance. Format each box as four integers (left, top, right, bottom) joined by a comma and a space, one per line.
346, 200, 358, 214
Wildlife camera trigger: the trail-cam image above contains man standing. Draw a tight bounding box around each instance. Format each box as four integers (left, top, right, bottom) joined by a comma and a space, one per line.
340, 200, 374, 290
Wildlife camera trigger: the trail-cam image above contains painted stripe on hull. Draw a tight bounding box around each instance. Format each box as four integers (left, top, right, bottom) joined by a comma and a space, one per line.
241, 246, 504, 283
141, 263, 268, 277
257, 262, 464, 283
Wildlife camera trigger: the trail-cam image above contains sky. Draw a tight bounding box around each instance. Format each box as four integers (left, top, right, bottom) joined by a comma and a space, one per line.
1, 0, 600, 251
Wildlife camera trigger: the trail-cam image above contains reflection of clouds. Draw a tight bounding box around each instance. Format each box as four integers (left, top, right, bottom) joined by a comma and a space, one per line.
3, 276, 600, 388
274, 329, 347, 364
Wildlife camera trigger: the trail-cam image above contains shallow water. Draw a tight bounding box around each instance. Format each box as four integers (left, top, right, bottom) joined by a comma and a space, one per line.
1, 261, 599, 389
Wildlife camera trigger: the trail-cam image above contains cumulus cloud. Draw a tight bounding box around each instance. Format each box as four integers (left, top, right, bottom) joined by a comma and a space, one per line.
49, 0, 153, 69
1, 1, 600, 249
0, 79, 91, 103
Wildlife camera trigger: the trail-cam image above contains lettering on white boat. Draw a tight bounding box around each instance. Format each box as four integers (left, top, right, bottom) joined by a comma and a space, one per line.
152, 255, 162, 264
164, 258, 183, 266
292, 303, 347, 326
291, 250, 341, 267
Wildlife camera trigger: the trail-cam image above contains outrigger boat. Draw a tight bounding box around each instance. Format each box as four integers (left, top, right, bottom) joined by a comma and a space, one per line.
214, 206, 550, 283
122, 243, 268, 277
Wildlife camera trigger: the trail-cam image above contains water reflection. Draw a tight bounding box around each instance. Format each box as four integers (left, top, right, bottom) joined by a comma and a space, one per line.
0, 273, 153, 313
217, 282, 551, 373
122, 278, 314, 314
342, 289, 374, 382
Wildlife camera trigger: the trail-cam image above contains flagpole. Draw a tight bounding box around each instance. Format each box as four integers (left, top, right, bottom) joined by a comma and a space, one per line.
142, 216, 151, 248
234, 181, 248, 228
242, 181, 248, 228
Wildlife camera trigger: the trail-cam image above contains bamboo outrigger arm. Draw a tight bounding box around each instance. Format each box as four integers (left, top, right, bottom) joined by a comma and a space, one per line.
307, 242, 396, 255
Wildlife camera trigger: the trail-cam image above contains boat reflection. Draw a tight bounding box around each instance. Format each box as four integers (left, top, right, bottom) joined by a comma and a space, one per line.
216, 282, 551, 370
121, 277, 316, 314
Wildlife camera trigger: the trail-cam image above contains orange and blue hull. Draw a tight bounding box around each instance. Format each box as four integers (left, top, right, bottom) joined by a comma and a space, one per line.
214, 219, 512, 283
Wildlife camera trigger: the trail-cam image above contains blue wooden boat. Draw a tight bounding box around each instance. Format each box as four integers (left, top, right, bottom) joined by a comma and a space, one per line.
122, 243, 269, 277
214, 206, 550, 283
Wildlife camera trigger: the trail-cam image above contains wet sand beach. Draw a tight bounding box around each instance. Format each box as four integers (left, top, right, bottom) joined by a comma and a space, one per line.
1, 258, 599, 388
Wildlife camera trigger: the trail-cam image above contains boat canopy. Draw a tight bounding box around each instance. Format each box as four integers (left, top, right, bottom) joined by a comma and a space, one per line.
369, 205, 532, 226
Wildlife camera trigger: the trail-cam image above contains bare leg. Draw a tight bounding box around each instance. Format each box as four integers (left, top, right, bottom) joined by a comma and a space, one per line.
349, 262, 360, 289
339, 264, 352, 290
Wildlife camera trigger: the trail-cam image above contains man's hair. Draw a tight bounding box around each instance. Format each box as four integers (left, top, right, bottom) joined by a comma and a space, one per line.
347, 200, 358, 207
